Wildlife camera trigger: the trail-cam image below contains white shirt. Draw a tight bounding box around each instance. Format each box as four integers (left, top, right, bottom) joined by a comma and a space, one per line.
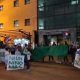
27, 51, 31, 60
15, 50, 21, 55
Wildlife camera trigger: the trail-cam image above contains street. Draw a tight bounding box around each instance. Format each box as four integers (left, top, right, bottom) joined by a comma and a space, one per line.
0, 62, 80, 80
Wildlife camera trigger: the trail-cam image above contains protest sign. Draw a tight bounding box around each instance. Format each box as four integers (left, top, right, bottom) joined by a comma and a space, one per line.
7, 55, 24, 70
74, 54, 80, 69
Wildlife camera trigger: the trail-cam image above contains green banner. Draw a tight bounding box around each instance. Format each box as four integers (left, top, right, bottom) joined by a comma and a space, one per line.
32, 45, 68, 61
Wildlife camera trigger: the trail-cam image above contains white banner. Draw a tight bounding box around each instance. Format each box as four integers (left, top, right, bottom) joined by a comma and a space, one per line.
7, 55, 24, 70
74, 54, 80, 69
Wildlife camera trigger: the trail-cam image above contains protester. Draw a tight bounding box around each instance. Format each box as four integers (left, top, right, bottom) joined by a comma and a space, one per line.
5, 48, 10, 68
69, 42, 77, 64
74, 45, 80, 68
23, 44, 31, 71
63, 41, 69, 64
0, 46, 6, 63
9, 45, 16, 55
15, 48, 21, 55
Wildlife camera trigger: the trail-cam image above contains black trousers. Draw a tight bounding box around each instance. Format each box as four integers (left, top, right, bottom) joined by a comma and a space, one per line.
26, 60, 30, 69
24, 55, 30, 69
49, 56, 54, 61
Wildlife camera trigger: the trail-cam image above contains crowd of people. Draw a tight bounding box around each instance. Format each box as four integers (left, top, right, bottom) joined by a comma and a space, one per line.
0, 43, 32, 71
0, 40, 80, 70
47, 41, 80, 65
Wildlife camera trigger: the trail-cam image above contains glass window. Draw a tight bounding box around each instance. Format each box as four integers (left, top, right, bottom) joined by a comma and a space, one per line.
0, 23, 3, 28
65, 14, 76, 27
25, 19, 30, 26
38, 11, 44, 18
45, 17, 55, 29
24, 0, 30, 5
39, 7, 44, 11
76, 4, 80, 12
65, 6, 76, 14
55, 5, 65, 15
54, 15, 65, 28
45, 0, 65, 5
38, 19, 44, 29
77, 13, 80, 26
45, 0, 53, 5
71, 0, 78, 5
0, 5, 3, 11
13, 0, 19, 7
78, 0, 80, 4
45, 6, 54, 16
38, 0, 44, 7
65, 0, 71, 3
14, 20, 19, 27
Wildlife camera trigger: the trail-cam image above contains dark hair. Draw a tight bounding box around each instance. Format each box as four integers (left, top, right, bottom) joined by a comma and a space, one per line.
77, 44, 80, 49
5, 48, 9, 51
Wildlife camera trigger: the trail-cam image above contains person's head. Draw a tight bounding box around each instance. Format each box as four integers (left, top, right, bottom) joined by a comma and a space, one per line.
53, 42, 56, 45
25, 44, 27, 47
77, 44, 80, 49
5, 48, 9, 51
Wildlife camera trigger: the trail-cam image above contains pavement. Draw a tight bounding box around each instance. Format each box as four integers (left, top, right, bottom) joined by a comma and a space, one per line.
0, 62, 80, 80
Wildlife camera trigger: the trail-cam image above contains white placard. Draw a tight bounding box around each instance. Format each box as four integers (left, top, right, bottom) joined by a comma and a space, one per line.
7, 55, 24, 70
74, 54, 80, 69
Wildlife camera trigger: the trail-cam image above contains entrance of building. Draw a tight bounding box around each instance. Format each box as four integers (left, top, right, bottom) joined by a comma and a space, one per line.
43, 34, 63, 46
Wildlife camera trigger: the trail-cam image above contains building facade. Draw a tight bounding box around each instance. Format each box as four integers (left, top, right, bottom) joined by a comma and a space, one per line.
38, 0, 80, 45
0, 0, 37, 44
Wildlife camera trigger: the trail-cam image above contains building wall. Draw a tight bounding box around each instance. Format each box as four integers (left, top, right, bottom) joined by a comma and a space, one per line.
38, 28, 76, 45
0, 0, 37, 43
38, 0, 80, 44
38, 0, 80, 30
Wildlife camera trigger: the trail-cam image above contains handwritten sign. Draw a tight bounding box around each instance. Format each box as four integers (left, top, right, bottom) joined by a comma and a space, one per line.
7, 55, 24, 70
74, 54, 80, 69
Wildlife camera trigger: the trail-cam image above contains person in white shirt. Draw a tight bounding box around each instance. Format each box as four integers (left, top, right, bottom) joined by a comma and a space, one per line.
15, 48, 21, 55
5, 48, 10, 66
23, 46, 31, 71
0, 48, 5, 63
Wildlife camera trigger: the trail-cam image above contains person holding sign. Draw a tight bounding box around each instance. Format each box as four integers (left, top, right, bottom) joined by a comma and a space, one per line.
15, 48, 21, 55
23, 44, 31, 71
74, 45, 80, 69
5, 48, 11, 68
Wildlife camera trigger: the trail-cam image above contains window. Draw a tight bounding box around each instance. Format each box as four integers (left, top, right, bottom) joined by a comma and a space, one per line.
39, 7, 44, 11
71, 0, 78, 5
38, 0, 44, 7
77, 13, 80, 26
13, 0, 19, 7
25, 19, 30, 26
38, 19, 44, 29
14, 20, 19, 27
0, 5, 3, 11
0, 23, 3, 28
25, 0, 30, 4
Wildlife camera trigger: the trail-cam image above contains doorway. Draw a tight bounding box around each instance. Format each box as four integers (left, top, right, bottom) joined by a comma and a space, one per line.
43, 34, 63, 46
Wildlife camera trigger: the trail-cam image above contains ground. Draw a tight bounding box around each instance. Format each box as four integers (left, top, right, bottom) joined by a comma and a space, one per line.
0, 62, 80, 80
